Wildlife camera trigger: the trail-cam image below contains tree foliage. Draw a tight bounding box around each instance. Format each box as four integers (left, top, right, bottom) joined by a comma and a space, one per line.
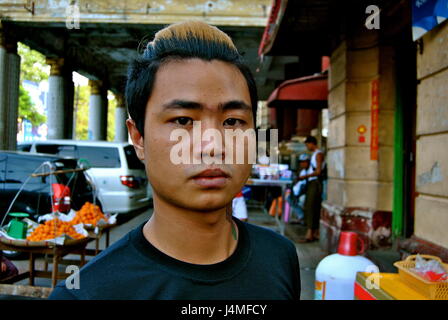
74, 85, 90, 140
18, 43, 49, 83
17, 42, 48, 128
18, 85, 46, 127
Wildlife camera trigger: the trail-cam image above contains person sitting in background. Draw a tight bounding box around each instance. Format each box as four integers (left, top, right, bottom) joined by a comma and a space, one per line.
0, 250, 18, 281
289, 153, 310, 224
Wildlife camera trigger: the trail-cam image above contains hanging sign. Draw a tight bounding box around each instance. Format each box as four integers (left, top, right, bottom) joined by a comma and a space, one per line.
370, 79, 379, 161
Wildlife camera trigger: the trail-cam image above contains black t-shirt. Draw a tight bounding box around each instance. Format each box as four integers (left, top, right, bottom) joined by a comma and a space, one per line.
49, 217, 301, 300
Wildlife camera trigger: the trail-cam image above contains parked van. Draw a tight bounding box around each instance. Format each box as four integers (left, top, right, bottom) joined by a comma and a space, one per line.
18, 140, 151, 214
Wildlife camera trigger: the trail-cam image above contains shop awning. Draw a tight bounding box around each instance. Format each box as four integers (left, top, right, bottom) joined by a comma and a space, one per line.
267, 73, 328, 109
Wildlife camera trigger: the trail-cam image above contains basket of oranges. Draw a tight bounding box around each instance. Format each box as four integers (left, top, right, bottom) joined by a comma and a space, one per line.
27, 218, 87, 241
71, 202, 113, 228
0, 217, 89, 247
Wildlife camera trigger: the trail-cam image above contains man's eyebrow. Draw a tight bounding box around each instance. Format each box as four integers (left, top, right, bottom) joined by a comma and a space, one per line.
220, 100, 252, 112
162, 100, 202, 110
161, 100, 252, 112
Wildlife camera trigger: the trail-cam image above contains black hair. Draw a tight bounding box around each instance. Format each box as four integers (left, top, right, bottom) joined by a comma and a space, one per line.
305, 135, 318, 145
125, 21, 258, 136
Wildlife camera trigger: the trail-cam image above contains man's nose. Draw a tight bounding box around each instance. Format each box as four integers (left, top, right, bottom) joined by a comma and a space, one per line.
193, 121, 226, 163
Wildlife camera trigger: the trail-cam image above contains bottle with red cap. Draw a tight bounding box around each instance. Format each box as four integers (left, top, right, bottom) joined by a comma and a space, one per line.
314, 231, 377, 300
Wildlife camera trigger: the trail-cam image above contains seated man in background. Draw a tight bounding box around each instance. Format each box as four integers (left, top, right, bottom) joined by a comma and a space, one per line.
290, 153, 310, 224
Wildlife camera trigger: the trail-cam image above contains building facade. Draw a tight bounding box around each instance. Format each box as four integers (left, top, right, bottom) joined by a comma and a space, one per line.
259, 0, 448, 260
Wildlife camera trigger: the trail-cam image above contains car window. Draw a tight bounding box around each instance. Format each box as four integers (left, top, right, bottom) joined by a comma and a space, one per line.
5, 156, 49, 185
35, 144, 61, 154
124, 145, 145, 170
77, 146, 121, 168
17, 144, 32, 152
54, 159, 91, 191
57, 145, 77, 158
35, 144, 76, 158
0, 154, 6, 183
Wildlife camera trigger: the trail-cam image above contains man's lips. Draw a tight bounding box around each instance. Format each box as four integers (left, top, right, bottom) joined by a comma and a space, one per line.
192, 169, 230, 178
191, 169, 230, 188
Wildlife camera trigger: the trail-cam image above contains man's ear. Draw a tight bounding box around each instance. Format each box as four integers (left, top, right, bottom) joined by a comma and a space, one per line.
126, 119, 145, 161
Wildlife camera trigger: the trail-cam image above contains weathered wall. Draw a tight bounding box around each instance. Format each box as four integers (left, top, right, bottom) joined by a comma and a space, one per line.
414, 22, 448, 248
326, 30, 395, 212
0, 0, 271, 26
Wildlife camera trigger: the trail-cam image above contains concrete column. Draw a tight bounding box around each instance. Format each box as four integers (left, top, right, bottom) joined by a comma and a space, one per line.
63, 72, 74, 139
46, 58, 65, 139
88, 80, 107, 141
101, 90, 108, 140
0, 30, 8, 150
5, 42, 20, 150
320, 29, 398, 252
0, 27, 21, 151
114, 93, 128, 142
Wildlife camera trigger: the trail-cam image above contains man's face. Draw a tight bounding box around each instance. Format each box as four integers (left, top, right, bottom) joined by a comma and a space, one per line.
129, 58, 254, 212
305, 142, 313, 151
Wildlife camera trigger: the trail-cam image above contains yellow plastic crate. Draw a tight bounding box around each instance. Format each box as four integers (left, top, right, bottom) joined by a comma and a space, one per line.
394, 254, 448, 300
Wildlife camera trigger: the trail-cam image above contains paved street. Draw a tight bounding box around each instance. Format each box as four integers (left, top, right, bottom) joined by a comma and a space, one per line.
10, 205, 327, 300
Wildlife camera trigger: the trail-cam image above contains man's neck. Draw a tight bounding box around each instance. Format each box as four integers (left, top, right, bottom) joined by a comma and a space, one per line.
142, 195, 239, 265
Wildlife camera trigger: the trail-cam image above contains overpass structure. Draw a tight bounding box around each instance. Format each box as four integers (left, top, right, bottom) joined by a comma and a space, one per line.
0, 0, 297, 148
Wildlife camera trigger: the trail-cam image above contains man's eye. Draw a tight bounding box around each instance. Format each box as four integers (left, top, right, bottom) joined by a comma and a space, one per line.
173, 117, 193, 126
223, 118, 245, 126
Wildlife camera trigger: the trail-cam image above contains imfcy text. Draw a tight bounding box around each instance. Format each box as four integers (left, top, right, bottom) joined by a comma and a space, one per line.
180, 304, 268, 317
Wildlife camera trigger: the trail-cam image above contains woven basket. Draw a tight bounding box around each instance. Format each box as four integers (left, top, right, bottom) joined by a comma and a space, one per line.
0, 230, 89, 248
394, 254, 448, 300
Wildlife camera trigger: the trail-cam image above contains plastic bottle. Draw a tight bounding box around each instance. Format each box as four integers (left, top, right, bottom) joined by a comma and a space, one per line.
315, 231, 377, 300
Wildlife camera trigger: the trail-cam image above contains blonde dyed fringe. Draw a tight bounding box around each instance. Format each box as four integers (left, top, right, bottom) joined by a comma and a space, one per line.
153, 21, 237, 50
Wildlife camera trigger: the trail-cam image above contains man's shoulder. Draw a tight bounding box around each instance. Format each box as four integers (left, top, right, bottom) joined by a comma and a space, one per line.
242, 221, 296, 255
49, 229, 138, 299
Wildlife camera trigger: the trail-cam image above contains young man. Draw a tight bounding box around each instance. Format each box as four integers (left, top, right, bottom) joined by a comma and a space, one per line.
297, 136, 325, 243
49, 21, 300, 300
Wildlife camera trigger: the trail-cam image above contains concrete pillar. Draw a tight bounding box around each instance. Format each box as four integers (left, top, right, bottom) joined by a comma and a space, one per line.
63, 72, 74, 139
0, 27, 21, 151
5, 42, 20, 150
101, 89, 108, 140
114, 93, 128, 142
46, 58, 65, 139
0, 30, 8, 150
320, 28, 397, 252
88, 80, 107, 141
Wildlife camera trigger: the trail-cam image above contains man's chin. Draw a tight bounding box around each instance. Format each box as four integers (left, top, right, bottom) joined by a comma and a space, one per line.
184, 194, 231, 212
153, 184, 238, 213
168, 188, 232, 212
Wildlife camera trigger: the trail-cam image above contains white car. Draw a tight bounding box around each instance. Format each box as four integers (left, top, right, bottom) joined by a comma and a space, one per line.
18, 140, 151, 214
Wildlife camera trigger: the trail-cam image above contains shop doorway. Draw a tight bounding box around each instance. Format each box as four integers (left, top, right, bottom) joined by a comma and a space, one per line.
392, 27, 417, 239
